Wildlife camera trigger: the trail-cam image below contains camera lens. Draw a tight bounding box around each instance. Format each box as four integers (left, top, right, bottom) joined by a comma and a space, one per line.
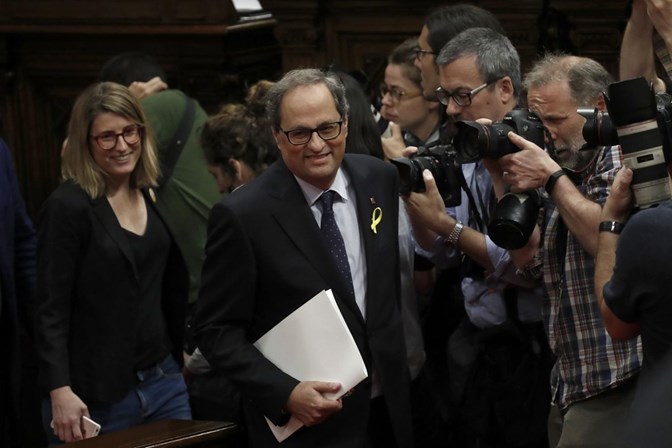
578, 108, 618, 147
390, 157, 420, 195
489, 191, 541, 250
453, 121, 488, 162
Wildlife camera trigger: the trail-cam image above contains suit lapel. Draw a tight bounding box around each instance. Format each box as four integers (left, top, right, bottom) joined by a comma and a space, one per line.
342, 155, 399, 314
269, 161, 365, 324
91, 194, 139, 279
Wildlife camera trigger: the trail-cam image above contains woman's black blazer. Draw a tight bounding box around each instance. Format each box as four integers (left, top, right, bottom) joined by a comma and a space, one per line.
35, 181, 188, 405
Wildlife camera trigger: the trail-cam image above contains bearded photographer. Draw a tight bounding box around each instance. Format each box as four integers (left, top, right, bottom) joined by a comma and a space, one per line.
490, 54, 642, 447
403, 28, 550, 448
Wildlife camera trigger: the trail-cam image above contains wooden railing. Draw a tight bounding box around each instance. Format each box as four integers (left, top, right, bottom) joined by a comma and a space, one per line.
65, 420, 243, 448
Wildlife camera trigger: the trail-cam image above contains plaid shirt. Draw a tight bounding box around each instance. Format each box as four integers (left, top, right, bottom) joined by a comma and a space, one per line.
541, 145, 642, 410
654, 32, 672, 80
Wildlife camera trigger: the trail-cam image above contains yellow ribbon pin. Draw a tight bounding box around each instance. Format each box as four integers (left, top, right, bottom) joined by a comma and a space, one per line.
370, 207, 383, 234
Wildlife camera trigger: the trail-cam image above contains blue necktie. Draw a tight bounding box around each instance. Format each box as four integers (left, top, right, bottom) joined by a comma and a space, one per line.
319, 190, 355, 298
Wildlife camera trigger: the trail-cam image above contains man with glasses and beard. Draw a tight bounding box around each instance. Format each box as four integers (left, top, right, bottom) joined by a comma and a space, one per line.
490, 54, 642, 447
404, 27, 550, 447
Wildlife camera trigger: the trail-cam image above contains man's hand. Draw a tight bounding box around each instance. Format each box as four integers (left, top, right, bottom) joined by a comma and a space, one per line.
285, 381, 343, 427
498, 132, 561, 192
50, 386, 89, 443
601, 167, 634, 222
403, 170, 454, 236
128, 76, 168, 99
381, 122, 408, 160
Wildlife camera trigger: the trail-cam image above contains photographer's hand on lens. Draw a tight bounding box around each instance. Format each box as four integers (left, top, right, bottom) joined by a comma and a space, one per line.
403, 169, 456, 239
500, 131, 562, 193
381, 122, 407, 160
601, 167, 635, 223
401, 145, 418, 158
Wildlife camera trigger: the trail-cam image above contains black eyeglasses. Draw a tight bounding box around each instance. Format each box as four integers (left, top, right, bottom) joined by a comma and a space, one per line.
414, 46, 435, 60
435, 81, 494, 107
380, 84, 422, 103
279, 121, 344, 145
91, 125, 143, 150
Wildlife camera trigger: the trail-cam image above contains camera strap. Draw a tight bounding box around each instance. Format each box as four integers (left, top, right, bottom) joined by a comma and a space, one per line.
458, 163, 489, 233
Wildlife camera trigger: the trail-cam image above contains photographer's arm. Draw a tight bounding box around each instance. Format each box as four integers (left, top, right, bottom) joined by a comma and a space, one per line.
620, 0, 665, 92
594, 168, 641, 340
404, 170, 495, 272
645, 0, 672, 83
501, 132, 602, 256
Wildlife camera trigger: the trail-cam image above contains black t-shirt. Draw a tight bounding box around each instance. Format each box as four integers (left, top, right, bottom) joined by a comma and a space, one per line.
603, 200, 672, 373
124, 198, 172, 369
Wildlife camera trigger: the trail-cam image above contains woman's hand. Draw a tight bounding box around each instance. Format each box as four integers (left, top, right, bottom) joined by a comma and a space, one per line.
50, 386, 90, 443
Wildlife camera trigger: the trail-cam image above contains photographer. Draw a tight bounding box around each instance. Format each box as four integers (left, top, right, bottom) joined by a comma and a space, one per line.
595, 164, 672, 446
404, 28, 550, 448
493, 54, 642, 447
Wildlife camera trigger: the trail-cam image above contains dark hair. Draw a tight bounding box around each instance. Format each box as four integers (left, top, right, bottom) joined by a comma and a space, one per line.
437, 28, 522, 100
425, 4, 505, 55
336, 72, 385, 160
388, 37, 422, 87
98, 52, 168, 86
201, 80, 277, 175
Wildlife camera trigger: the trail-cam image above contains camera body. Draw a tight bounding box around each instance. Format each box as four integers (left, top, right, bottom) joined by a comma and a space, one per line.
391, 110, 547, 250
390, 144, 463, 207
579, 76, 672, 209
453, 109, 546, 250
453, 108, 546, 162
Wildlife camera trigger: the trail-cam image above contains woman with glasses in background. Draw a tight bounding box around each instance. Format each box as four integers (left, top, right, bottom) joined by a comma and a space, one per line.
380, 37, 442, 160
35, 82, 191, 444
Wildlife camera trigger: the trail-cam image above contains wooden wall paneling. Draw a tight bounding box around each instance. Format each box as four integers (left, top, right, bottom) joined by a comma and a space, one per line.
259, 0, 324, 72
325, 14, 426, 90
0, 0, 637, 217
0, 0, 235, 23
0, 3, 281, 217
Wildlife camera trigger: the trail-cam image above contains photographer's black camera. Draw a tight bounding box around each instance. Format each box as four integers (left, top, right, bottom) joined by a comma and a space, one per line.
453, 108, 546, 162
391, 145, 462, 207
579, 76, 672, 209
452, 109, 546, 250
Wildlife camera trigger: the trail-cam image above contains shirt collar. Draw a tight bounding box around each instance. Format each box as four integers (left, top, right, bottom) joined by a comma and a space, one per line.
294, 168, 351, 206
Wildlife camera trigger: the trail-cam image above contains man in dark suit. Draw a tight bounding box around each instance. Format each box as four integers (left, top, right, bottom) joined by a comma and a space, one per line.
0, 138, 37, 447
194, 68, 413, 448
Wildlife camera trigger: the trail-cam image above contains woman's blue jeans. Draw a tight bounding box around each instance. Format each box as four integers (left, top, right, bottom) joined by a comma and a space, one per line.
42, 355, 191, 444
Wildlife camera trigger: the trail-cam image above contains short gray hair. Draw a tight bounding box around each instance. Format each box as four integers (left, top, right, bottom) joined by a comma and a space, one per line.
436, 27, 521, 100
266, 68, 349, 130
523, 53, 612, 106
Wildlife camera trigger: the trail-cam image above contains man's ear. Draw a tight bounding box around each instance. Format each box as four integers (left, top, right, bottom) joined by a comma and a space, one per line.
595, 93, 607, 112
229, 159, 244, 184
271, 129, 282, 148
499, 76, 514, 105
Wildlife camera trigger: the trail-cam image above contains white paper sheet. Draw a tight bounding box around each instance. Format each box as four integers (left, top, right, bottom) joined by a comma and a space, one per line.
231, 0, 263, 12
253, 289, 368, 442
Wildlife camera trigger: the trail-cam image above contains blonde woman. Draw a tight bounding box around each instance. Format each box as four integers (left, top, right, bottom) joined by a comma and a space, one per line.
35, 82, 191, 443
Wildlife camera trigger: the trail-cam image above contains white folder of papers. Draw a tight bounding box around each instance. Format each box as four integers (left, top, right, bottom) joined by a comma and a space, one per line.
253, 289, 368, 442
